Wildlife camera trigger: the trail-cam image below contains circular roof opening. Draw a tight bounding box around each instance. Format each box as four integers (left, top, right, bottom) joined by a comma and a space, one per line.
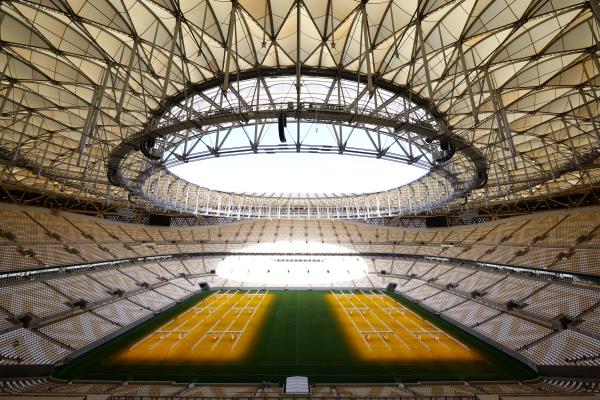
169, 152, 427, 197
116, 73, 485, 218
157, 75, 438, 198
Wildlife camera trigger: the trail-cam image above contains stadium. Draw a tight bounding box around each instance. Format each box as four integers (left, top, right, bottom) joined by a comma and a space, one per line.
0, 0, 600, 398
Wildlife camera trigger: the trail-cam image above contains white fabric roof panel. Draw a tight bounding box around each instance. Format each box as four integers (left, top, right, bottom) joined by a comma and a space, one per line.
0, 0, 598, 214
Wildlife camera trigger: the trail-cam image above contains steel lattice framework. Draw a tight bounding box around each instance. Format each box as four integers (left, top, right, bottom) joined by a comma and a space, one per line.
0, 0, 600, 218
108, 72, 487, 218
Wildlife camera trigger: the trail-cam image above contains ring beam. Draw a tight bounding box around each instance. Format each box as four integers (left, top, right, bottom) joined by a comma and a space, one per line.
108, 69, 487, 219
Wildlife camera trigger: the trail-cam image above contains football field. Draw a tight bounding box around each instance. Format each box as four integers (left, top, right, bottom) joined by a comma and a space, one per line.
55, 290, 536, 383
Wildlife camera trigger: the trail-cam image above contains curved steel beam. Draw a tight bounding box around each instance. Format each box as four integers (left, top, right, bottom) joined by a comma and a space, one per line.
107, 68, 488, 205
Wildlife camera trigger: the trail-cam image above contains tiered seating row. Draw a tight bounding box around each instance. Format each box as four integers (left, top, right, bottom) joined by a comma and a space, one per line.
389, 261, 600, 327
422, 291, 466, 312
128, 290, 174, 311
0, 282, 71, 318
443, 300, 500, 327
473, 314, 552, 350
523, 330, 600, 366
0, 262, 204, 366
482, 276, 547, 304
92, 299, 153, 327
2, 377, 593, 396
2, 203, 600, 277
394, 271, 600, 367
523, 285, 600, 320
578, 306, 600, 336
154, 283, 191, 301
39, 312, 120, 350
404, 284, 440, 301
0, 328, 69, 364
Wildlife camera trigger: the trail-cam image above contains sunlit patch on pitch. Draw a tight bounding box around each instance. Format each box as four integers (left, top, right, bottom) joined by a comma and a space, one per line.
112, 290, 273, 364
327, 290, 483, 363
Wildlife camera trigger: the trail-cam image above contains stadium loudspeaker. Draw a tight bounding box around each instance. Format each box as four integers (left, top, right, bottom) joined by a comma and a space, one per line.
425, 215, 448, 228
148, 214, 171, 226
435, 140, 455, 163
140, 136, 161, 160
476, 170, 488, 188
386, 283, 397, 292
278, 113, 287, 142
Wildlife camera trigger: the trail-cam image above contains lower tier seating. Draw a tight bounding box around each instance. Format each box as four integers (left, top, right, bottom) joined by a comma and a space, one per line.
0, 328, 69, 364
473, 314, 552, 351
92, 299, 153, 327
444, 300, 500, 327
523, 330, 600, 366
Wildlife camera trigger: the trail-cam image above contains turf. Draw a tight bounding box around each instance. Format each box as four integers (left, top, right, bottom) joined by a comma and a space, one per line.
53, 290, 537, 383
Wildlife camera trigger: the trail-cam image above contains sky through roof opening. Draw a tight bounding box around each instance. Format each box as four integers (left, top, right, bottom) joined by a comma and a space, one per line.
169, 152, 427, 196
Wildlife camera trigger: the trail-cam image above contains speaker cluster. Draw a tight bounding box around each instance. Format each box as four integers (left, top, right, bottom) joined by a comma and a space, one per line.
278, 113, 287, 143
435, 140, 455, 163
140, 136, 161, 160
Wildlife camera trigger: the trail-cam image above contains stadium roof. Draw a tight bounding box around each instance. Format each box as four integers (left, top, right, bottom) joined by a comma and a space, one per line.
0, 0, 599, 218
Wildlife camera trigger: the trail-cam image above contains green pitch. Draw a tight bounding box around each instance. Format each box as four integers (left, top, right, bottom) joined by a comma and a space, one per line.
53, 290, 536, 383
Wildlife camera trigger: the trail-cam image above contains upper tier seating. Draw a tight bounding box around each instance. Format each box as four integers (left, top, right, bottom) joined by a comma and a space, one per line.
0, 207, 56, 245
522, 285, 600, 320
482, 276, 547, 304
456, 271, 504, 293
87, 270, 140, 292
46, 275, 111, 303
0, 282, 71, 318
538, 212, 600, 247
119, 265, 162, 285
1, 203, 600, 278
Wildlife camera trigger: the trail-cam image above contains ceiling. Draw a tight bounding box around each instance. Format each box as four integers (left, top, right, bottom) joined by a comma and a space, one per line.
0, 0, 599, 216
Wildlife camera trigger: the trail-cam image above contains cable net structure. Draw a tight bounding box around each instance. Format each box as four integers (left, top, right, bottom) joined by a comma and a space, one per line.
0, 0, 599, 218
